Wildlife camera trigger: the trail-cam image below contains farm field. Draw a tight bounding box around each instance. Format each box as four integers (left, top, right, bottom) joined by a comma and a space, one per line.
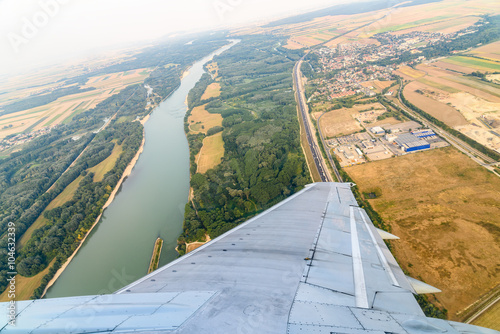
0, 68, 152, 139
471, 300, 500, 331
360, 0, 496, 37
196, 132, 225, 174
188, 104, 223, 134
469, 40, 500, 61
257, 0, 500, 50
345, 146, 500, 321
440, 56, 500, 72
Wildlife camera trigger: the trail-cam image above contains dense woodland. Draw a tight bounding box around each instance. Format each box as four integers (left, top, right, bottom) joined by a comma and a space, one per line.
0, 37, 227, 297
179, 36, 311, 251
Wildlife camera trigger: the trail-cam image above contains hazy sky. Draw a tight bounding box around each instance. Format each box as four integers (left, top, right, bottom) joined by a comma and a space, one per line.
0, 0, 346, 76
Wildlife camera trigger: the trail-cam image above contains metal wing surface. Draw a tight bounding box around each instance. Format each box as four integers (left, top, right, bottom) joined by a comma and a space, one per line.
1, 183, 498, 334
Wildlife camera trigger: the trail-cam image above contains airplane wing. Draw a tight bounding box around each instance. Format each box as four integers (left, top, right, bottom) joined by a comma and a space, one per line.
1, 183, 498, 333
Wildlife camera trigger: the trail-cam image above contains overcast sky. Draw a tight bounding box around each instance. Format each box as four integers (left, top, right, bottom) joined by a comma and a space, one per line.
0, 0, 347, 77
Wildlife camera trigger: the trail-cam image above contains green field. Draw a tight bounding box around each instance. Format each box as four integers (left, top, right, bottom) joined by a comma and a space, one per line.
443, 56, 500, 71
22, 116, 48, 133
371, 15, 452, 34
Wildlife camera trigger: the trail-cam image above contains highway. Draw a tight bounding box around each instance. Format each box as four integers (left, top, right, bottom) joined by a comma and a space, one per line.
293, 58, 340, 182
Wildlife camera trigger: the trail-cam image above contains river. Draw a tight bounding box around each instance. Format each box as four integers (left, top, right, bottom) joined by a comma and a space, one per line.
45, 40, 237, 298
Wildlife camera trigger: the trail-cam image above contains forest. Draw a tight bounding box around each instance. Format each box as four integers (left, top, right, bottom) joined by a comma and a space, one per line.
179, 36, 311, 251
0, 37, 227, 297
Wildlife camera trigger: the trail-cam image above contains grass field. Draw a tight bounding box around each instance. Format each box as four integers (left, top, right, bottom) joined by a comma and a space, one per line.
369, 15, 453, 35
196, 132, 224, 174
442, 56, 500, 72
0, 258, 56, 302
88, 143, 123, 182
47, 176, 83, 210
201, 83, 221, 100
472, 300, 500, 331
188, 104, 223, 134
345, 146, 500, 320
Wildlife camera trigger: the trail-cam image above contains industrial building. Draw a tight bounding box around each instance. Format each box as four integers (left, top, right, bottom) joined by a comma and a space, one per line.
411, 129, 436, 138
370, 126, 385, 135
394, 133, 430, 152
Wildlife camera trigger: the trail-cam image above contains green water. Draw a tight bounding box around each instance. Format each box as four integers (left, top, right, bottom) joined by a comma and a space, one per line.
45, 41, 237, 298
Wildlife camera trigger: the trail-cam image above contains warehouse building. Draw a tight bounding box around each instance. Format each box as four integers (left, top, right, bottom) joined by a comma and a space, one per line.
394, 133, 430, 152
411, 129, 436, 138
370, 126, 385, 135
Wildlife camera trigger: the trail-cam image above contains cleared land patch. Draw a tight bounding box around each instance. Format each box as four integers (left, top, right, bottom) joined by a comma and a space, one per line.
319, 107, 362, 138
88, 143, 123, 182
201, 83, 221, 100
196, 132, 225, 174
206, 62, 219, 79
188, 104, 223, 134
404, 81, 469, 127
345, 146, 500, 320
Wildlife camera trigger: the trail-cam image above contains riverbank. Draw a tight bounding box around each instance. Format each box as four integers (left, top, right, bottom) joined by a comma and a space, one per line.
43, 41, 238, 298
42, 127, 148, 297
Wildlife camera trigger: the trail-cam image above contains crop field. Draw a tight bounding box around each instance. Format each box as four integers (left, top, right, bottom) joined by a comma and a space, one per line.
196, 132, 224, 174
396, 65, 426, 79
361, 0, 496, 37
417, 63, 500, 101
346, 146, 500, 320
188, 104, 223, 134
441, 56, 500, 72
0, 68, 151, 139
470, 40, 500, 61
201, 83, 221, 100
472, 300, 500, 330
